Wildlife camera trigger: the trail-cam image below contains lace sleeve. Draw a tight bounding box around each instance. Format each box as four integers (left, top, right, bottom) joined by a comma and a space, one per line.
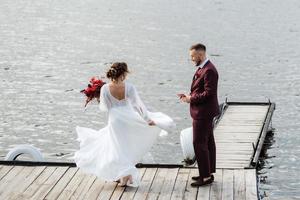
129, 84, 151, 122
99, 84, 110, 112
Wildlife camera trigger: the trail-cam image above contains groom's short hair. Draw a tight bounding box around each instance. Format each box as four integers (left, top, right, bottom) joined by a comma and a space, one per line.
190, 43, 206, 52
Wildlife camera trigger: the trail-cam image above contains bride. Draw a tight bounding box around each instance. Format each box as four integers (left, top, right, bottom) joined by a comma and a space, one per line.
74, 62, 175, 187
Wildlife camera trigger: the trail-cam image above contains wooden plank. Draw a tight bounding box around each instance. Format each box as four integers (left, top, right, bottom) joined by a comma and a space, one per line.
197, 179, 211, 199
216, 152, 252, 157
0, 166, 39, 199
215, 129, 261, 134
215, 135, 259, 139
56, 169, 91, 200
217, 121, 261, 124
216, 155, 252, 160
0, 165, 259, 200
216, 143, 253, 147
220, 115, 266, 119
217, 162, 248, 166
216, 148, 253, 152
225, 111, 267, 114
215, 133, 259, 137
234, 169, 246, 200
245, 170, 257, 200
157, 168, 179, 200
218, 116, 265, 119
147, 168, 168, 200
216, 138, 257, 142
217, 166, 245, 169
225, 110, 267, 114
217, 147, 253, 152
219, 118, 265, 123
217, 159, 249, 164
216, 141, 254, 145
45, 167, 79, 200
133, 168, 157, 200
217, 121, 265, 126
216, 153, 253, 157
71, 173, 97, 199
220, 110, 266, 115
217, 164, 248, 168
218, 118, 265, 123
8, 166, 46, 200
31, 167, 69, 199
222, 111, 266, 115
216, 150, 253, 154
210, 169, 223, 200
82, 178, 106, 200
215, 139, 257, 142
217, 160, 250, 164
15, 166, 57, 199
216, 149, 253, 153
215, 132, 259, 136
0, 165, 13, 181
216, 146, 253, 151
222, 113, 266, 117
216, 165, 247, 169
217, 125, 262, 129
215, 141, 256, 144
170, 168, 190, 200
216, 133, 256, 139
96, 181, 118, 200
0, 166, 24, 195
117, 168, 147, 200
221, 169, 234, 200
216, 147, 253, 151
184, 168, 198, 200
216, 161, 250, 165
227, 105, 268, 108
226, 107, 267, 111
216, 141, 256, 145
225, 108, 268, 113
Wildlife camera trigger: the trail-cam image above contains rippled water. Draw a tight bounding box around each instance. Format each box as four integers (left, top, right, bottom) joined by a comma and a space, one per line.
1, 0, 299, 199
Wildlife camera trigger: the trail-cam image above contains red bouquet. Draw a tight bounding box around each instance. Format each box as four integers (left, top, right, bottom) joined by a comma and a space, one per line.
80, 77, 106, 107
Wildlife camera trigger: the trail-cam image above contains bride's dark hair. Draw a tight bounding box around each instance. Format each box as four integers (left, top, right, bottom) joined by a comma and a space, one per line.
106, 62, 129, 81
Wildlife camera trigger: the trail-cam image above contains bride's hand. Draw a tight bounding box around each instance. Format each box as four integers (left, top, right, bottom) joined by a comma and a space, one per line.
148, 120, 156, 126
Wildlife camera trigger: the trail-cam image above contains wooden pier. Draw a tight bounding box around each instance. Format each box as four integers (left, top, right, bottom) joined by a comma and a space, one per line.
0, 102, 275, 200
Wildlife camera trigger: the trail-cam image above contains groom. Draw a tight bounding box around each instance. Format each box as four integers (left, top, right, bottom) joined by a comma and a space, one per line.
180, 43, 220, 187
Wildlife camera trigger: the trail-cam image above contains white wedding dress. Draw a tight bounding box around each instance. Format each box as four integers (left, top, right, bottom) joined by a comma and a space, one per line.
74, 82, 175, 187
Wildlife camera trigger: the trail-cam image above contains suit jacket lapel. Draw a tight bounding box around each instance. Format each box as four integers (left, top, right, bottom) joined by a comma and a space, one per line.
191, 68, 201, 91
190, 61, 211, 92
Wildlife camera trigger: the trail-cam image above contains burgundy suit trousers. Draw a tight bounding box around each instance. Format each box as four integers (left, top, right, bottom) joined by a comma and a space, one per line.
192, 118, 216, 178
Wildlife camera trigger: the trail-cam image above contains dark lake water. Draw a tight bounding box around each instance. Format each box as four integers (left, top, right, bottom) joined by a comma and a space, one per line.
1, 0, 299, 199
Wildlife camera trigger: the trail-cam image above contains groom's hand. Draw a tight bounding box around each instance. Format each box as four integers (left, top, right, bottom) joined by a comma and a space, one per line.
180, 95, 191, 103
148, 120, 156, 126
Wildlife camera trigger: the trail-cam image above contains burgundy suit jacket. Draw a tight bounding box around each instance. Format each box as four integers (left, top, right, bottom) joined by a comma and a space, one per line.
190, 60, 220, 120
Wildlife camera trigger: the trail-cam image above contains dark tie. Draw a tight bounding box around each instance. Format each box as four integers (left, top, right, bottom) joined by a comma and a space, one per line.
193, 67, 202, 81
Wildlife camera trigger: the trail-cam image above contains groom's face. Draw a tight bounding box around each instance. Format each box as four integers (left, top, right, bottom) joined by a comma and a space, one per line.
190, 49, 205, 66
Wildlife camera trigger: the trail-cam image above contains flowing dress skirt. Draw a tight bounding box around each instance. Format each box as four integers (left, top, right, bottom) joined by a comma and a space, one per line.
74, 105, 174, 187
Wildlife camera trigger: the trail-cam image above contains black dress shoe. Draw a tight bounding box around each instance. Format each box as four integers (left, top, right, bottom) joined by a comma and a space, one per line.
192, 175, 214, 181
191, 176, 200, 181
191, 178, 213, 187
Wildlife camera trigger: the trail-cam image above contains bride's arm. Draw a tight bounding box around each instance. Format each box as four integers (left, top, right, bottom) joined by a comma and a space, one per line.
130, 85, 152, 123
99, 84, 110, 112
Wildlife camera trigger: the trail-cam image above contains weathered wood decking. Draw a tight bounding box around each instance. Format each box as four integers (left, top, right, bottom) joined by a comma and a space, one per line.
0, 165, 258, 200
215, 103, 274, 169
0, 102, 275, 200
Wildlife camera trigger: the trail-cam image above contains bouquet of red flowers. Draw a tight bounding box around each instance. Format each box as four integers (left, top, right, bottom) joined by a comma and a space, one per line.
80, 77, 106, 107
